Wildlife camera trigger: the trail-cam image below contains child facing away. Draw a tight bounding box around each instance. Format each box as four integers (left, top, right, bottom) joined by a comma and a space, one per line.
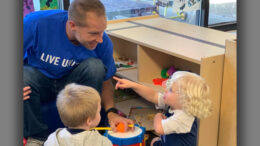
44, 83, 113, 146
113, 71, 212, 146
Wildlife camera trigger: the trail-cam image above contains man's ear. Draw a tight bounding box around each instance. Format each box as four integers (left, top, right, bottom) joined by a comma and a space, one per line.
68, 20, 76, 31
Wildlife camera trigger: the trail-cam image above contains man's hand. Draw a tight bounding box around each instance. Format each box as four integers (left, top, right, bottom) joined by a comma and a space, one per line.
107, 112, 134, 132
23, 86, 31, 100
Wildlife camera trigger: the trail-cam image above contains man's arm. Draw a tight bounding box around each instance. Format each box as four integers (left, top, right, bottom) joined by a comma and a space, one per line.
101, 79, 134, 132
101, 79, 115, 111
23, 14, 35, 61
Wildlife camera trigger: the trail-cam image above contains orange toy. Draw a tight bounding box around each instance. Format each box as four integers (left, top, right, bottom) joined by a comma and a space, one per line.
92, 124, 133, 131
117, 122, 126, 132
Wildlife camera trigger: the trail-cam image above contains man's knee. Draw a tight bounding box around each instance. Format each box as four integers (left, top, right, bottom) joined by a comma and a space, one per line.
23, 66, 40, 85
78, 58, 106, 78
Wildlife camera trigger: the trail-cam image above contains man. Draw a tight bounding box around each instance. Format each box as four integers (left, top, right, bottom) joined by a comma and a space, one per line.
23, 0, 133, 145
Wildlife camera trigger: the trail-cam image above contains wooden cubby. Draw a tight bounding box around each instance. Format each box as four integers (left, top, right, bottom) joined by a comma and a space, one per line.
107, 16, 236, 146
218, 39, 237, 146
137, 45, 201, 84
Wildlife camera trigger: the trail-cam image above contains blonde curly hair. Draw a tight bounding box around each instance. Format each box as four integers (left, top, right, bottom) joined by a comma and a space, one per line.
165, 71, 212, 119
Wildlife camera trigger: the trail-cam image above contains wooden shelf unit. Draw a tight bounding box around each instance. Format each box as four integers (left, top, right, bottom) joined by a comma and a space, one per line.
218, 39, 237, 146
107, 17, 236, 146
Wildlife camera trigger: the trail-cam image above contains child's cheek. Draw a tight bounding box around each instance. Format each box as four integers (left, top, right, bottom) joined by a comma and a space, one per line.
163, 95, 168, 104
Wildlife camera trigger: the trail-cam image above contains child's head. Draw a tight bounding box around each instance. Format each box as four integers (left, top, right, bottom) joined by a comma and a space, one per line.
57, 83, 101, 128
164, 71, 212, 119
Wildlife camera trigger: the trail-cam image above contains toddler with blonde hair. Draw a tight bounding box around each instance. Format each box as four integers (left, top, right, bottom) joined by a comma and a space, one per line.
113, 71, 212, 146
44, 83, 112, 146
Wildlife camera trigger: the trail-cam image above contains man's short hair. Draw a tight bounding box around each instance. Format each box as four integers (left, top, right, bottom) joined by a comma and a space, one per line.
57, 83, 101, 127
68, 0, 106, 26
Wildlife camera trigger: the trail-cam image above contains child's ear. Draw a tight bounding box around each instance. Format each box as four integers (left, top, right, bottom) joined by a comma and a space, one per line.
86, 118, 92, 126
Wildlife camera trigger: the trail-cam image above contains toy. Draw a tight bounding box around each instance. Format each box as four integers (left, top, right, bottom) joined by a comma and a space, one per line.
23, 138, 27, 146
92, 123, 134, 133
105, 125, 146, 146
152, 78, 168, 85
161, 66, 176, 78
115, 56, 136, 70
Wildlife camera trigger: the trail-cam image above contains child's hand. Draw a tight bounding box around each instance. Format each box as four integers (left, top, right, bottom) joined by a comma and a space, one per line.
154, 113, 166, 120
113, 76, 135, 90
150, 137, 161, 146
153, 113, 165, 135
161, 113, 167, 119
23, 86, 31, 100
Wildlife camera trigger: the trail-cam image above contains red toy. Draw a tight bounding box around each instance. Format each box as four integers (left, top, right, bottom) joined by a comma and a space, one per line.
23, 138, 27, 146
152, 78, 168, 86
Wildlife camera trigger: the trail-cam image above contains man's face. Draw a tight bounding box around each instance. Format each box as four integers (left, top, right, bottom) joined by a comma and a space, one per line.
73, 12, 107, 50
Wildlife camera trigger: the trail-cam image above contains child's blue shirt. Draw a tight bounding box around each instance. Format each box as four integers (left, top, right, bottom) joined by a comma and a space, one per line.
159, 111, 198, 146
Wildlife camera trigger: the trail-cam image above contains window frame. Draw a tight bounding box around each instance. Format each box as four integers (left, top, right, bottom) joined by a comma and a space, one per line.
201, 0, 237, 31
63, 0, 237, 31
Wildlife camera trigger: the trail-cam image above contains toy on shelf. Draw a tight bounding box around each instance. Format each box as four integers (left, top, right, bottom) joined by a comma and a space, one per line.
115, 56, 137, 71
152, 66, 177, 86
161, 66, 176, 78
152, 78, 168, 86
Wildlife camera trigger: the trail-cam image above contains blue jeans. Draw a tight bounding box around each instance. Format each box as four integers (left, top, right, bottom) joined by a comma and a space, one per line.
23, 58, 107, 140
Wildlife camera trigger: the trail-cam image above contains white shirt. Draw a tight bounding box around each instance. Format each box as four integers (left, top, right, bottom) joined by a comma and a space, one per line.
156, 92, 195, 134
44, 128, 113, 146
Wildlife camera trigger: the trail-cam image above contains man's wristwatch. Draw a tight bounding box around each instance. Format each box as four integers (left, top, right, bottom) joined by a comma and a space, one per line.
106, 107, 119, 115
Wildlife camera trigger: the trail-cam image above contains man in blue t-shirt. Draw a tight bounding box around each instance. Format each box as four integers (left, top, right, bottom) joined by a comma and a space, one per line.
23, 0, 133, 144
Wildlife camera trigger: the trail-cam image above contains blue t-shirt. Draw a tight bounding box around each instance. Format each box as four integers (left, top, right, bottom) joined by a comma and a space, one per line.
23, 10, 116, 80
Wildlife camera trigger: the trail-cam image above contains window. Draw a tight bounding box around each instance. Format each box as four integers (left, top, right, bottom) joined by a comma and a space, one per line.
209, 0, 236, 25
25, 0, 237, 31
100, 0, 157, 20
